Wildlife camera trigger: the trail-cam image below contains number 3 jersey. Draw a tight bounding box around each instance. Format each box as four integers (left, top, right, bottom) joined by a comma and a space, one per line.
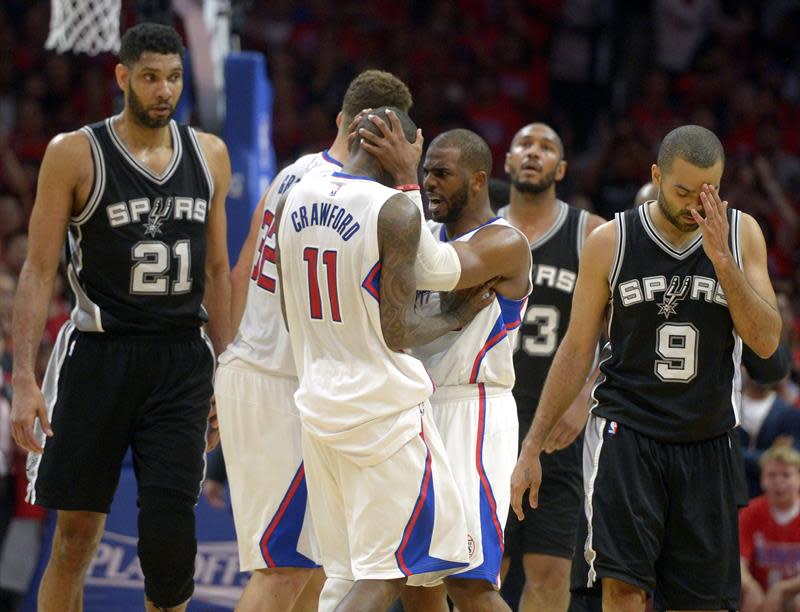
592, 204, 743, 442
68, 119, 213, 334
278, 171, 434, 465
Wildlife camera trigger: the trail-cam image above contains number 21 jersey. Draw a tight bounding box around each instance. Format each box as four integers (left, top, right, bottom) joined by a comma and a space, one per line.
68, 118, 213, 334
592, 204, 743, 442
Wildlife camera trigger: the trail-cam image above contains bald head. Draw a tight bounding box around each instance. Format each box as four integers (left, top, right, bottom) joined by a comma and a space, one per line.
510, 123, 564, 160
634, 182, 658, 206
429, 129, 492, 175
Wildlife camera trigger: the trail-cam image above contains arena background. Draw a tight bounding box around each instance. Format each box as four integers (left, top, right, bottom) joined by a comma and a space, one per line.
0, 1, 798, 610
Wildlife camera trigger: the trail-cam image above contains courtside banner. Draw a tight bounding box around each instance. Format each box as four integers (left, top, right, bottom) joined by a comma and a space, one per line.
223, 51, 276, 263
23, 460, 245, 611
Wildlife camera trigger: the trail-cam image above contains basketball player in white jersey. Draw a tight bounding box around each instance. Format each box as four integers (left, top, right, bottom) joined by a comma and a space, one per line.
398, 130, 531, 612
277, 107, 497, 612
213, 71, 419, 612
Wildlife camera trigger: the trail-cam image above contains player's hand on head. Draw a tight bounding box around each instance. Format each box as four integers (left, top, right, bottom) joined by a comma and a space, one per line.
694, 184, 732, 266
359, 108, 423, 185
10, 380, 52, 454
205, 397, 220, 453
346, 108, 372, 148
510, 449, 542, 521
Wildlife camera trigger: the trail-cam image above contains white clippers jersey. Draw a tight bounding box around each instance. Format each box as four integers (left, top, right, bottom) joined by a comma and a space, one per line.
219, 151, 342, 376
278, 171, 434, 465
413, 218, 531, 389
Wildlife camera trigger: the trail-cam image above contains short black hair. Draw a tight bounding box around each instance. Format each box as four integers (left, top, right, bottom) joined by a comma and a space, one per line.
341, 70, 413, 124
119, 23, 184, 67
429, 129, 492, 175
657, 125, 725, 173
351, 106, 417, 155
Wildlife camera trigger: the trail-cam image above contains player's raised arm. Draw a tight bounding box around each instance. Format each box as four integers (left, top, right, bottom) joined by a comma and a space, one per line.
377, 193, 494, 350
11, 132, 90, 453
694, 185, 780, 357
450, 224, 531, 297
197, 132, 233, 355
510, 221, 614, 519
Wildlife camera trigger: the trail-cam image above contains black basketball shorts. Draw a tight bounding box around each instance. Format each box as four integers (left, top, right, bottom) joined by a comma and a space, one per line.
572, 414, 740, 610
504, 397, 584, 559
27, 322, 215, 513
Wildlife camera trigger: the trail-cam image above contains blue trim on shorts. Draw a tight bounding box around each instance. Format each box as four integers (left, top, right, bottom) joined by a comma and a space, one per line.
457, 385, 504, 584
395, 429, 470, 576
259, 463, 318, 568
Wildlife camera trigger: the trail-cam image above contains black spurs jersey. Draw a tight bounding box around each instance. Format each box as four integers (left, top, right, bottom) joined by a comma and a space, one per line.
592, 204, 743, 442
499, 201, 589, 408
67, 118, 213, 334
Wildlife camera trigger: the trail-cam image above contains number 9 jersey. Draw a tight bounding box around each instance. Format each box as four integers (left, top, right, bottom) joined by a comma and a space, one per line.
67, 119, 213, 334
592, 204, 743, 442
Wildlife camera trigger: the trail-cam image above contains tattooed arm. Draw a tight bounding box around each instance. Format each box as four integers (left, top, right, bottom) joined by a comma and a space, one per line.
378, 193, 493, 350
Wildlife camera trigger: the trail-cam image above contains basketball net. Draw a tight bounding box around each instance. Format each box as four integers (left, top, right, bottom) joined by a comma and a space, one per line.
45, 0, 121, 55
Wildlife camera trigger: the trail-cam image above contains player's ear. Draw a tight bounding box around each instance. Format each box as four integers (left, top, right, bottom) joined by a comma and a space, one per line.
651, 163, 661, 188
471, 170, 487, 193
503, 152, 512, 175
115, 63, 129, 93
335, 112, 344, 129
555, 160, 567, 182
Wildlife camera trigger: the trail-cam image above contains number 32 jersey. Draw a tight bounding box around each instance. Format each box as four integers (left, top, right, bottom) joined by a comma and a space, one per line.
592, 204, 743, 442
68, 118, 213, 334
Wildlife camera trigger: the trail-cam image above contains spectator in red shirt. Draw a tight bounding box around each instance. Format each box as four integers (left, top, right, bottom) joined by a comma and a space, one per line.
740, 445, 800, 612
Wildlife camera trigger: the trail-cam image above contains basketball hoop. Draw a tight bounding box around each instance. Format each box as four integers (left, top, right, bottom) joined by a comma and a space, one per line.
45, 0, 122, 56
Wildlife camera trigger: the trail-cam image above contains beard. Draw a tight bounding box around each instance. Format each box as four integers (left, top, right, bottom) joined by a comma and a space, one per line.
127, 84, 175, 129
511, 166, 557, 195
431, 182, 469, 224
657, 189, 704, 232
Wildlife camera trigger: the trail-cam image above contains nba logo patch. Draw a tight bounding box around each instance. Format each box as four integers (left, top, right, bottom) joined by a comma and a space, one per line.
467, 534, 476, 559
607, 421, 618, 435
329, 182, 343, 197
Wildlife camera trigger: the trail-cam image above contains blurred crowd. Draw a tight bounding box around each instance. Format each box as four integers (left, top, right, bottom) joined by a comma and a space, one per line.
0, 0, 798, 609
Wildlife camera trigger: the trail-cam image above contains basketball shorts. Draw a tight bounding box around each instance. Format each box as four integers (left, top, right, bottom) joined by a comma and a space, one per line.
302, 402, 470, 585
431, 384, 518, 587
574, 414, 740, 610
27, 321, 214, 513
214, 358, 318, 572
505, 398, 583, 559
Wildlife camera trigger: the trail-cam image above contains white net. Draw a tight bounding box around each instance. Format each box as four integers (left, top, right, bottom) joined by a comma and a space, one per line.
45, 0, 122, 56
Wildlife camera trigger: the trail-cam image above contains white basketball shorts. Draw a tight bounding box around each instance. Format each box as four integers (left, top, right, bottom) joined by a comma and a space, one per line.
302, 401, 470, 585
214, 358, 318, 572
430, 384, 519, 587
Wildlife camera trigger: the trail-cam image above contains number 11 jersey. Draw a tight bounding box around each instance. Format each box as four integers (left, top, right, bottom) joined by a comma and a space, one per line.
278, 171, 433, 466
592, 204, 743, 442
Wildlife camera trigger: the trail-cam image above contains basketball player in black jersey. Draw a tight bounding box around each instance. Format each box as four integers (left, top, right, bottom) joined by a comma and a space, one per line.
511, 125, 781, 611
498, 123, 604, 612
10, 24, 232, 612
